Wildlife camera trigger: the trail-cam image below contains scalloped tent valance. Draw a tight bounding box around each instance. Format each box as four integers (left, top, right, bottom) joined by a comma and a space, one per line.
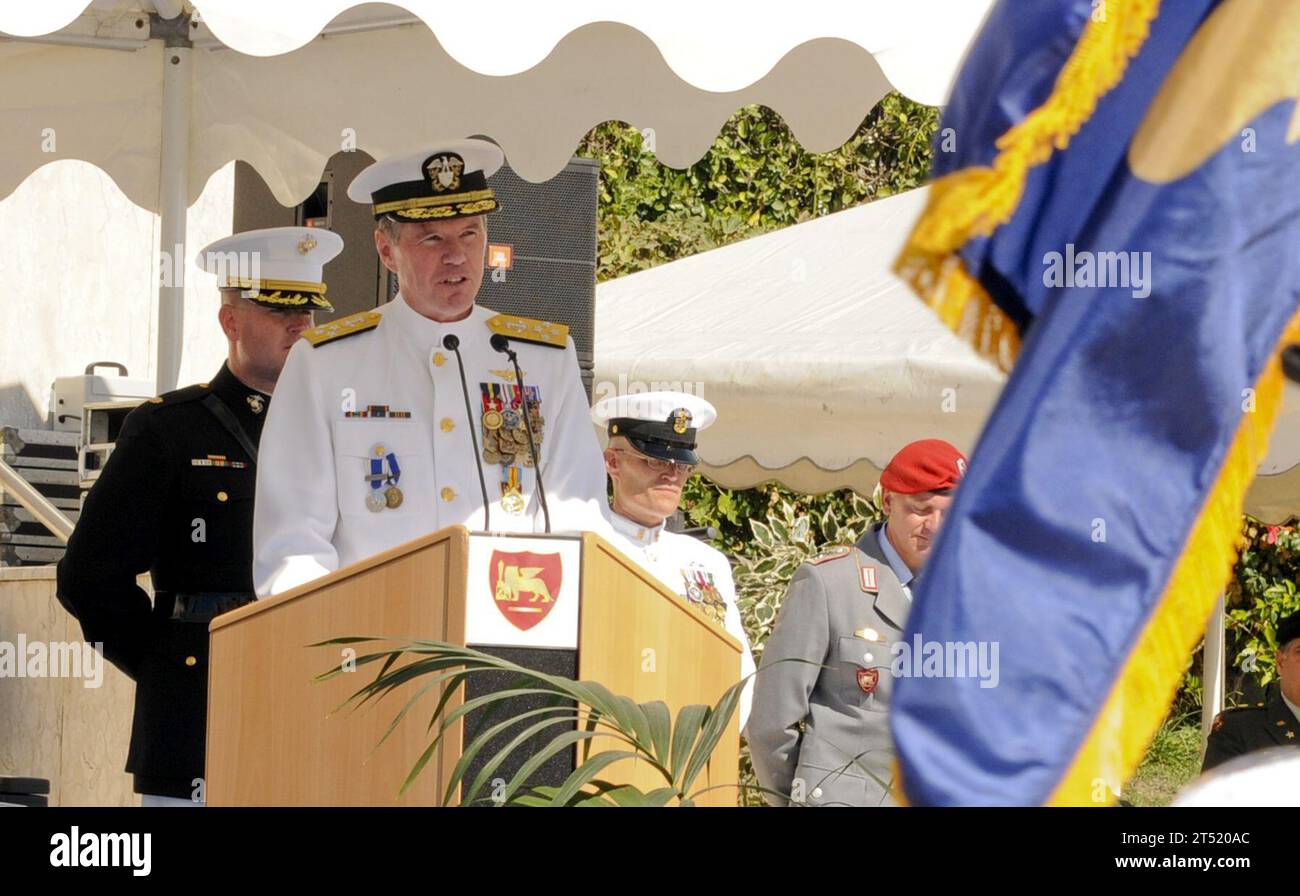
0, 0, 993, 211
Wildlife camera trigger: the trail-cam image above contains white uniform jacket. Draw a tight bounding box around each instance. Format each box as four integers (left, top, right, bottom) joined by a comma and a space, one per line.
601, 509, 756, 728
254, 296, 606, 596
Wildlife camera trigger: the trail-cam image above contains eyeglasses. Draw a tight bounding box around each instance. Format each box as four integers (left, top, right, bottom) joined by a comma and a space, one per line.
611, 448, 696, 476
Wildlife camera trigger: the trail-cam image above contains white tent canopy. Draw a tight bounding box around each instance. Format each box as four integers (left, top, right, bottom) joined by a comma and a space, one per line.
4, 0, 992, 91
594, 186, 1300, 522
0, 0, 993, 209
595, 187, 1004, 494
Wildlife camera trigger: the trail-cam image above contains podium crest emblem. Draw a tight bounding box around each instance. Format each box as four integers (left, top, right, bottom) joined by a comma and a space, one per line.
489, 549, 563, 631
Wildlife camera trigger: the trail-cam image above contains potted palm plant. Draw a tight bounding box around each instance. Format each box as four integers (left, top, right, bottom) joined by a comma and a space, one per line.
315, 637, 761, 806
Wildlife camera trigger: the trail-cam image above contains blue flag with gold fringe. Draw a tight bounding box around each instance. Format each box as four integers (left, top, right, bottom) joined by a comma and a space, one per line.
891, 0, 1300, 805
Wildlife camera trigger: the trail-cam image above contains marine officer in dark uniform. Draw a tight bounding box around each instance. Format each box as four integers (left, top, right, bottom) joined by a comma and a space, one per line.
747, 439, 967, 807
56, 227, 343, 806
1203, 609, 1300, 771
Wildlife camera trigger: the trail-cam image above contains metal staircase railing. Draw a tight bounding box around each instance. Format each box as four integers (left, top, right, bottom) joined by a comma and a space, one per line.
0, 457, 74, 544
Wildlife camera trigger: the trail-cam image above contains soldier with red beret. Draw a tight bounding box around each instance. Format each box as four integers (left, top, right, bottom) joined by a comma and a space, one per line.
747, 439, 966, 806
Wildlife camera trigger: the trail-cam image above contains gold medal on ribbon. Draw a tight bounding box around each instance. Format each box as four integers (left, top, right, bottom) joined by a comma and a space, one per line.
500, 467, 525, 515
483, 409, 504, 431
384, 485, 404, 509
501, 489, 526, 514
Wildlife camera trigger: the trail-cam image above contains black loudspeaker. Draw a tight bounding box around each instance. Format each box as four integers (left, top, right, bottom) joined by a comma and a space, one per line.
475, 159, 599, 398
458, 646, 578, 805
236, 152, 599, 399
234, 152, 385, 323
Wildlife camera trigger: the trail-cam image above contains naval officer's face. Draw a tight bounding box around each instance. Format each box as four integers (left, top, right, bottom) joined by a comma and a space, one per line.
881, 489, 954, 575
376, 216, 487, 322
605, 436, 693, 527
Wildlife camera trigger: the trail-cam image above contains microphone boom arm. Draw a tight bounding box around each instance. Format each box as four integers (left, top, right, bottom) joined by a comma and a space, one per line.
491, 335, 552, 534
443, 334, 491, 532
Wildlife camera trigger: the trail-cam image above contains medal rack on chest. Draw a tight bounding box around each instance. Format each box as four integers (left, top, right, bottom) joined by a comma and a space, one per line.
344, 403, 413, 513
479, 377, 545, 516
366, 442, 405, 512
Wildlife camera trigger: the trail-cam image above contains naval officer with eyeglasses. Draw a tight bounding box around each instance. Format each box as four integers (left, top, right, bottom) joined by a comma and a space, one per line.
592, 391, 755, 728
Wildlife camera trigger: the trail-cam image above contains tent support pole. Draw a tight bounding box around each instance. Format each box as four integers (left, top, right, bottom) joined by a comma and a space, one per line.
153, 20, 192, 394
1200, 593, 1227, 755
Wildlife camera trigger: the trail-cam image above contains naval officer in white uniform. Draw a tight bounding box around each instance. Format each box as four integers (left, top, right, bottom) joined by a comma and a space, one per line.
254, 139, 606, 596
591, 391, 756, 727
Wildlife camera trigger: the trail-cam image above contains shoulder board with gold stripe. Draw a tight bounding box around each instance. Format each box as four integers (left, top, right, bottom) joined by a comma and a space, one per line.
808, 545, 852, 566
1221, 704, 1264, 714
303, 311, 381, 347
485, 313, 569, 349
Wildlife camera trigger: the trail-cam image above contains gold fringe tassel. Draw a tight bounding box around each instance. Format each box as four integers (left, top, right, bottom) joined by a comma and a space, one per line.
894, 0, 1162, 370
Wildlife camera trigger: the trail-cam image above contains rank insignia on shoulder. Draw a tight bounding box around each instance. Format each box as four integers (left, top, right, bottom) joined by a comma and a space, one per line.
486, 313, 568, 349
859, 565, 879, 593
303, 311, 381, 347
147, 382, 209, 408
809, 545, 851, 566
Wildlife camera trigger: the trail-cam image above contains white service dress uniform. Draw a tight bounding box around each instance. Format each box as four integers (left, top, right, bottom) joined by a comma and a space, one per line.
600, 509, 756, 728
253, 296, 606, 596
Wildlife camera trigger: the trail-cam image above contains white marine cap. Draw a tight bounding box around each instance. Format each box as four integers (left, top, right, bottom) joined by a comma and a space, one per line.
348, 139, 505, 222
591, 390, 717, 465
196, 226, 343, 312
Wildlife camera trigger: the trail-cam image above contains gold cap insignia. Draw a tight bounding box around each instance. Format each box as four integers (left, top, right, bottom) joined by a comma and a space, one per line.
297, 235, 318, 255
672, 408, 692, 434
425, 152, 465, 193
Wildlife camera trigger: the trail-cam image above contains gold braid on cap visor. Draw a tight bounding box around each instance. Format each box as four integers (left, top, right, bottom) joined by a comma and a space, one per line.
372, 190, 498, 219
223, 277, 332, 310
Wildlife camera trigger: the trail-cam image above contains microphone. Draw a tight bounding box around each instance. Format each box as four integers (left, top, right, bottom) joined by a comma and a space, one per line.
442, 334, 491, 532
489, 334, 551, 534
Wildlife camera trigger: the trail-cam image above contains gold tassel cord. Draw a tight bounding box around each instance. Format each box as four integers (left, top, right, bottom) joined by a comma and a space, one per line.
894, 0, 1163, 367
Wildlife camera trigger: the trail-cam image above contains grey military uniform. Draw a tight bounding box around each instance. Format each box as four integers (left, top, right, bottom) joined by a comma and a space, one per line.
747, 523, 910, 807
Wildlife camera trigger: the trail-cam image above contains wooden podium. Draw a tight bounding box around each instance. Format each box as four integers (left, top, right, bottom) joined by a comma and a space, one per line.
205, 527, 742, 806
